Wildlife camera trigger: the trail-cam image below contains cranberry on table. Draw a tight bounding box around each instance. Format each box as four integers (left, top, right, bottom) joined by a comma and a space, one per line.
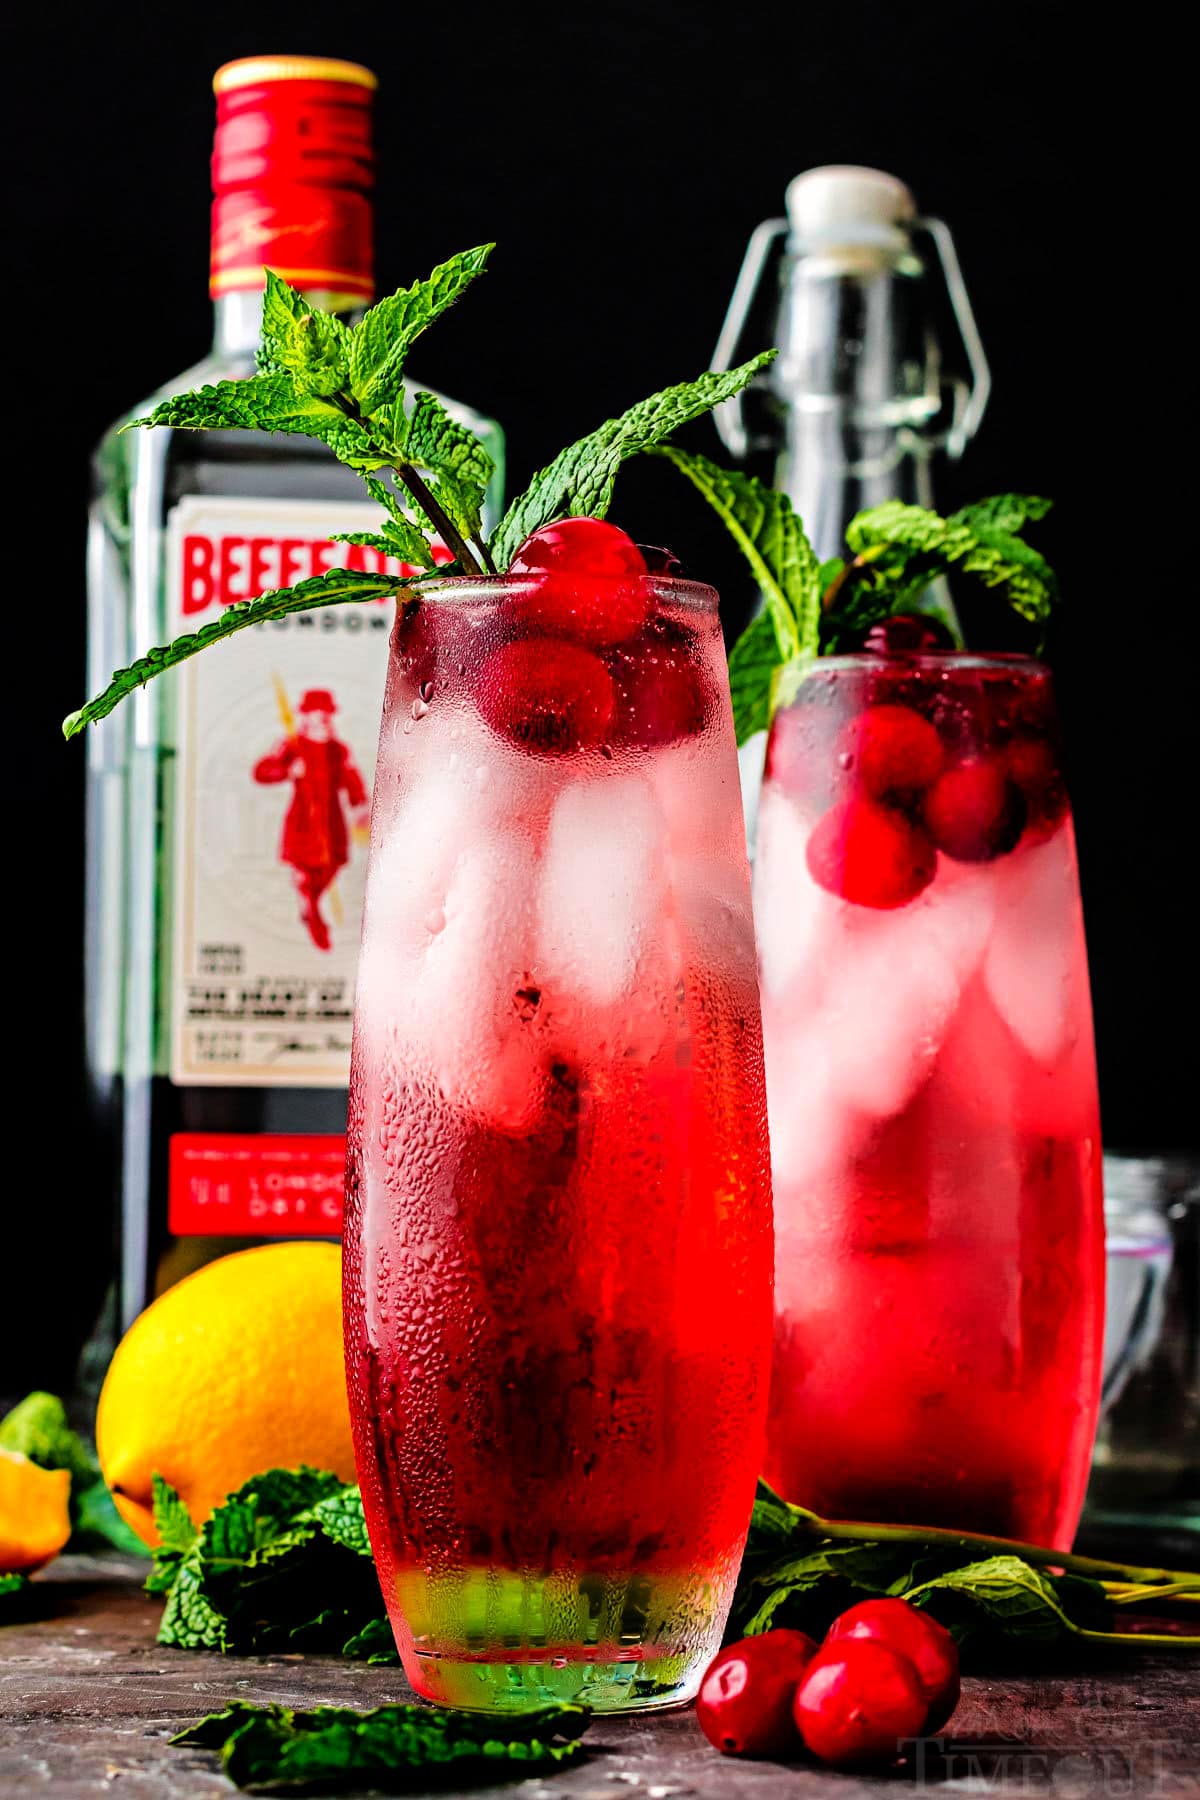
922, 755, 1027, 861
509, 518, 651, 647
845, 703, 944, 801
807, 797, 936, 909
695, 1630, 819, 1757
827, 1598, 961, 1732
477, 638, 614, 753
861, 613, 955, 655
793, 1638, 929, 1768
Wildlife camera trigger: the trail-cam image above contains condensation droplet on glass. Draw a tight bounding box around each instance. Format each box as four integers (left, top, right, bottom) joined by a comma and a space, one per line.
838, 750, 854, 770
474, 764, 491, 791
420, 680, 435, 703
410, 696, 429, 722
425, 906, 446, 937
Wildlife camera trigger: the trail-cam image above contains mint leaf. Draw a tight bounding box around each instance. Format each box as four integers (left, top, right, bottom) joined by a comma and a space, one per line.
0, 1572, 28, 1613
63, 568, 413, 738
158, 1547, 231, 1651
130, 374, 386, 472
403, 392, 492, 489
71, 1476, 147, 1558
349, 245, 494, 415
341, 1615, 399, 1663
490, 353, 775, 568
152, 1472, 198, 1554
258, 271, 350, 396
307, 1483, 371, 1557
209, 1467, 346, 1542
652, 447, 824, 741
332, 476, 436, 570
329, 531, 409, 557
150, 1468, 388, 1658
258, 267, 310, 372
397, 392, 491, 540
843, 497, 1058, 627
0, 1393, 93, 1484
144, 1472, 198, 1592
172, 1698, 590, 1792
653, 447, 819, 659
740, 1542, 914, 1638
906, 1555, 1080, 1648
727, 612, 789, 745
952, 493, 1053, 535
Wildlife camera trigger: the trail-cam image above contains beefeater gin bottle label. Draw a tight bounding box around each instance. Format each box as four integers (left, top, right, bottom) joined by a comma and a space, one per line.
168, 494, 402, 1087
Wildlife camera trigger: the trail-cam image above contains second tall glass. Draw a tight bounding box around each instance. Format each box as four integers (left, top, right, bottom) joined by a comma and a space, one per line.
344, 571, 773, 1712
755, 653, 1104, 1550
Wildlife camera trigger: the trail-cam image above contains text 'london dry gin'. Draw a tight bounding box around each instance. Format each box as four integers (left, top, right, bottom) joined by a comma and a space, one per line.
85, 55, 504, 1343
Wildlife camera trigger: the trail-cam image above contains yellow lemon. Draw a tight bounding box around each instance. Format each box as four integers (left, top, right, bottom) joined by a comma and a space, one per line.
0, 1449, 71, 1572
96, 1242, 356, 1546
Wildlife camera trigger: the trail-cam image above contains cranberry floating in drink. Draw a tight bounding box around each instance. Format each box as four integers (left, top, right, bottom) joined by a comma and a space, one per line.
755, 652, 1104, 1547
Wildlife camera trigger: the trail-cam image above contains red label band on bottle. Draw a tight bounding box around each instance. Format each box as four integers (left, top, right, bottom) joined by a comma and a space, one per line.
210, 57, 376, 301
169, 1133, 346, 1237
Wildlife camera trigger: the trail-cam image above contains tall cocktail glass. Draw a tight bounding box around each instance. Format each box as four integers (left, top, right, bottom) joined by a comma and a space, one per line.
344, 573, 773, 1711
755, 653, 1104, 1549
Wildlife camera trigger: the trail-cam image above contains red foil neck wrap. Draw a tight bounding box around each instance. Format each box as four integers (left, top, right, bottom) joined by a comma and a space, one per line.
210, 56, 376, 302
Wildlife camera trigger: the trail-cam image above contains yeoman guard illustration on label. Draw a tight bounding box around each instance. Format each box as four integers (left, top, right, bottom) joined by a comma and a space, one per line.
253, 683, 370, 952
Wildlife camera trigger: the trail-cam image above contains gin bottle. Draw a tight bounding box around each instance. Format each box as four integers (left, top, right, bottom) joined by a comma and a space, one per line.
713, 164, 989, 558
84, 55, 504, 1353
711, 164, 987, 836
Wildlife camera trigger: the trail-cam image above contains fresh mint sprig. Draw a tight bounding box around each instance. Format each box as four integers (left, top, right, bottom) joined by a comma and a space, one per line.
132, 253, 499, 577
64, 244, 771, 741
650, 448, 824, 743
172, 1698, 590, 1791
659, 448, 1059, 743
147, 1468, 392, 1658
733, 1480, 1200, 1654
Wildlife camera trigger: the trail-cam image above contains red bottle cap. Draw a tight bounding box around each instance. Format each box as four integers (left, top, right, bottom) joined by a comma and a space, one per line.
210, 55, 376, 303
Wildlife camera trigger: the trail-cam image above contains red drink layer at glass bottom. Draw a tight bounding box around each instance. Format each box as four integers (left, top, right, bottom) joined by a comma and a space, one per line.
344, 567, 772, 1711
755, 655, 1104, 1548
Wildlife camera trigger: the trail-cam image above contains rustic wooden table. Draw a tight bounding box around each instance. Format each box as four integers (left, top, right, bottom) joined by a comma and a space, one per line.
2, 1555, 1197, 1798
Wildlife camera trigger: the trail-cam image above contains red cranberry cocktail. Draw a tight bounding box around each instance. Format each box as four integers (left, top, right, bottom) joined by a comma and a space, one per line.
755, 652, 1104, 1547
343, 524, 773, 1711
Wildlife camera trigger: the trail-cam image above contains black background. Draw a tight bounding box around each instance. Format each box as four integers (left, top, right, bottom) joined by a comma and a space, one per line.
4, 0, 1194, 1388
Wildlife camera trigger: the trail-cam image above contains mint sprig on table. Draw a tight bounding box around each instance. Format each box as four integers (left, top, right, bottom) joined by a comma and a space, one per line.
733, 1481, 1200, 1654
146, 1468, 395, 1660
172, 1698, 590, 1793
657, 447, 1060, 744
63, 243, 771, 739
